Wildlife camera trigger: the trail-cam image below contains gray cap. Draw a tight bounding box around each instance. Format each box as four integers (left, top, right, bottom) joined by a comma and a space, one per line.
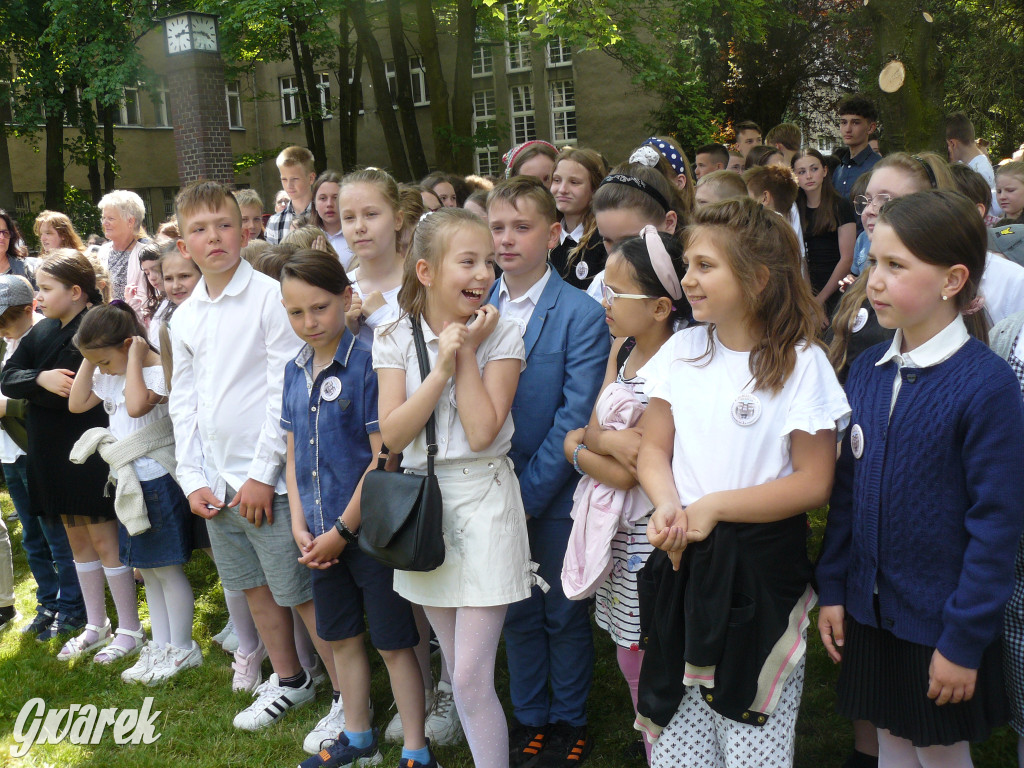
0, 275, 35, 316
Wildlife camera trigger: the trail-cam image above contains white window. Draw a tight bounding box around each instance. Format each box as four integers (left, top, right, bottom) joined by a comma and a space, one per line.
280, 76, 299, 123
154, 79, 170, 127
505, 3, 531, 72
549, 80, 576, 142
472, 45, 493, 77
315, 72, 332, 117
547, 37, 572, 66
510, 84, 536, 145
816, 134, 838, 154
385, 58, 429, 107
118, 83, 142, 126
225, 79, 243, 129
474, 88, 504, 176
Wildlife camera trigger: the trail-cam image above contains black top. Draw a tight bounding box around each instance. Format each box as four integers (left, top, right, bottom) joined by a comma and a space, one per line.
826, 299, 895, 386
549, 230, 607, 291
805, 196, 856, 318
0, 309, 115, 519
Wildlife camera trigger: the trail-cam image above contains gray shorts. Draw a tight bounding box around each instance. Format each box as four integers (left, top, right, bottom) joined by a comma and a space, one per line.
206, 486, 312, 607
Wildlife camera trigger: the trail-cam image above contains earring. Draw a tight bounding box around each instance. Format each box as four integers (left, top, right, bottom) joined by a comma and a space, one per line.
941, 294, 948, 301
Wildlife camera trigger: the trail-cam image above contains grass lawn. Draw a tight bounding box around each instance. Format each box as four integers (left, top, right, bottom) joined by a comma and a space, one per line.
0, 494, 1018, 767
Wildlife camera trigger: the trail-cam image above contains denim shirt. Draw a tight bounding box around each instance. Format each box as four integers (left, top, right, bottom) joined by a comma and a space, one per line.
851, 230, 871, 276
280, 329, 379, 536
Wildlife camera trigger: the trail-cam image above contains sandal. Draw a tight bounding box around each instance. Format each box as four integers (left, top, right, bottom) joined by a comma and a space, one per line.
94, 627, 146, 665
57, 621, 112, 661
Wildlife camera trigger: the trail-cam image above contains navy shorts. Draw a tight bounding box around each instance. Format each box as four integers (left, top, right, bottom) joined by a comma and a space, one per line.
311, 542, 419, 649
118, 472, 194, 568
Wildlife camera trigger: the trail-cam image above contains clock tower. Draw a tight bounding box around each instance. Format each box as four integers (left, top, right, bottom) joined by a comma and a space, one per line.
162, 12, 234, 186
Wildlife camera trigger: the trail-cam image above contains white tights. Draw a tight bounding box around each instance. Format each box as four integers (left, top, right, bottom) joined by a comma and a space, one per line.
140, 565, 194, 649
424, 605, 508, 768
877, 729, 973, 768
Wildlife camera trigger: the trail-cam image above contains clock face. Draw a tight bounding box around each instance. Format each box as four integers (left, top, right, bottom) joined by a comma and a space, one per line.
191, 16, 218, 52
165, 16, 192, 54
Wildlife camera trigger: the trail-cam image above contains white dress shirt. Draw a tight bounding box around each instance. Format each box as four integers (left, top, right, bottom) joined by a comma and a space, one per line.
496, 265, 553, 334
875, 314, 969, 416
169, 259, 302, 499
327, 229, 354, 270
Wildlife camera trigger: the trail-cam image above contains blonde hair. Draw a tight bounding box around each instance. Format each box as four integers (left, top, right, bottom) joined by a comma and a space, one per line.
283, 225, 340, 260
175, 181, 242, 231
696, 170, 748, 202
487, 177, 559, 224
33, 211, 85, 253
233, 189, 264, 211
276, 145, 315, 174
872, 151, 955, 192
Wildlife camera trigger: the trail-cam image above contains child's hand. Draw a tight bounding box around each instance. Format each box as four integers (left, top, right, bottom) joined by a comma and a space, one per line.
128, 335, 149, 363
436, 321, 468, 377
463, 305, 498, 351
188, 487, 224, 519
602, 428, 643, 473
293, 529, 314, 553
125, 284, 139, 301
648, 503, 687, 570
361, 290, 386, 316
312, 235, 327, 252
37, 369, 76, 397
683, 493, 720, 543
837, 274, 856, 293
346, 292, 363, 334
928, 650, 977, 705
817, 605, 846, 663
228, 479, 276, 528
564, 428, 586, 463
298, 527, 344, 569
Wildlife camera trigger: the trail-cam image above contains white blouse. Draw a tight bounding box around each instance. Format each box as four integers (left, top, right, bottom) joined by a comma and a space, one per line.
372, 314, 526, 470
351, 273, 401, 348
92, 366, 171, 481
639, 327, 850, 506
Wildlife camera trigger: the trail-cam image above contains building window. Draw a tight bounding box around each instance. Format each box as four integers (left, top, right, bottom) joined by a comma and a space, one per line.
225, 79, 243, 129
153, 79, 170, 127
546, 37, 572, 67
505, 3, 531, 72
473, 89, 502, 176
816, 134, 838, 154
280, 76, 299, 123
549, 80, 576, 142
472, 45, 493, 77
384, 58, 429, 107
315, 72, 332, 117
118, 83, 142, 126
510, 84, 536, 145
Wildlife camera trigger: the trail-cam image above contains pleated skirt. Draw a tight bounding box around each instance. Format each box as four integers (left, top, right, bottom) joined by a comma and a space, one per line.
837, 616, 1007, 747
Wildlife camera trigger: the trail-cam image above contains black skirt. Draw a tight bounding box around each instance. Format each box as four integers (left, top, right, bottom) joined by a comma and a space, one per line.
837, 616, 1007, 746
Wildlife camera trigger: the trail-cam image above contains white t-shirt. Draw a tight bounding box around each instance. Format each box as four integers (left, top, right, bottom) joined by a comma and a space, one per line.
372, 314, 526, 470
968, 153, 1003, 221
92, 366, 171, 481
638, 327, 850, 505
981, 251, 1024, 325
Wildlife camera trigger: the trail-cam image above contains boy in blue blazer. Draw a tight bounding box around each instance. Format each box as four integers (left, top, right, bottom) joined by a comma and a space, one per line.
487, 178, 610, 768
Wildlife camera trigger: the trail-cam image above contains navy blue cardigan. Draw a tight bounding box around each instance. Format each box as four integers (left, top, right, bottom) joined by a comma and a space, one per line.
817, 337, 1024, 669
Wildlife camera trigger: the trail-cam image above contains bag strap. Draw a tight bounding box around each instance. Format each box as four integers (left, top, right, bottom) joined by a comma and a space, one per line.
376, 315, 438, 475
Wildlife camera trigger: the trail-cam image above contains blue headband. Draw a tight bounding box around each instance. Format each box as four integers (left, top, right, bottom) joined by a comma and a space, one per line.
643, 137, 687, 176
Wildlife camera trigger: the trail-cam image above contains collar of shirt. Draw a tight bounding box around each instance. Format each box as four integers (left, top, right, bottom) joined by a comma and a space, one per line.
498, 264, 552, 308
193, 258, 253, 304
846, 146, 878, 167
294, 328, 358, 388
876, 313, 969, 370
559, 220, 584, 245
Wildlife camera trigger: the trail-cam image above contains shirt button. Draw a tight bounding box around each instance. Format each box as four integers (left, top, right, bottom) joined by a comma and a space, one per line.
311, 406, 317, 412
310, 438, 315, 445
906, 373, 917, 383
312, 471, 317, 477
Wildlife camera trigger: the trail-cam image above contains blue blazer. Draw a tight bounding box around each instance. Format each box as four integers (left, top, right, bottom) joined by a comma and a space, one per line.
489, 270, 610, 519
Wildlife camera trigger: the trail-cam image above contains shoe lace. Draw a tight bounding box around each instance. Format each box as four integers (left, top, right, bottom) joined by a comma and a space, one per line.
250, 678, 286, 707
430, 689, 454, 719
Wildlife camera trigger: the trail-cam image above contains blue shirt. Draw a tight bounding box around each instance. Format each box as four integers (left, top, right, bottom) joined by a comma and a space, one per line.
281, 329, 379, 536
832, 145, 881, 201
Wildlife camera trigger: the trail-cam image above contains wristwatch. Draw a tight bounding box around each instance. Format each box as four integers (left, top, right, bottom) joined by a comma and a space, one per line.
334, 517, 359, 544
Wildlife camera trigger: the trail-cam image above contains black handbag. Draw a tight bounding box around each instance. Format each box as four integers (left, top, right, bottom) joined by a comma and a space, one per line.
358, 318, 446, 572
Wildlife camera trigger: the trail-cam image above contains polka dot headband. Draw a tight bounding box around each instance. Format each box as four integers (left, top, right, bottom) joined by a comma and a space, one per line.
634, 137, 687, 177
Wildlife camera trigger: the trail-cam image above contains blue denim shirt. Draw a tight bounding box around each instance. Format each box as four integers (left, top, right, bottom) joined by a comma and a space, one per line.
851, 230, 871, 276
281, 329, 379, 536
832, 145, 881, 201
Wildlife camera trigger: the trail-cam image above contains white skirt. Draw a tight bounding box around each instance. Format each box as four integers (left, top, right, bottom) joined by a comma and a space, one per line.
394, 456, 535, 608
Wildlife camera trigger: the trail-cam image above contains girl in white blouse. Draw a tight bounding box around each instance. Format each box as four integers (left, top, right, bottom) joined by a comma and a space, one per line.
374, 208, 531, 768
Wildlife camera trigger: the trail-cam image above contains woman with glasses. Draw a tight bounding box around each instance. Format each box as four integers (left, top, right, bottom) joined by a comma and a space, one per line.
0, 210, 33, 283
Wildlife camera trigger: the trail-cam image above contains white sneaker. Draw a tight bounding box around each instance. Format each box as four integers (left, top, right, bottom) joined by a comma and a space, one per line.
221, 630, 239, 654
384, 688, 434, 743
232, 671, 314, 731
212, 618, 234, 646
146, 640, 203, 685
424, 680, 463, 746
232, 640, 267, 693
121, 641, 161, 684
304, 655, 328, 689
302, 698, 346, 754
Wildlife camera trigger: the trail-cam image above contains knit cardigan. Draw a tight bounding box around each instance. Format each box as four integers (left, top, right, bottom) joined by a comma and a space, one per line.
816, 338, 1024, 669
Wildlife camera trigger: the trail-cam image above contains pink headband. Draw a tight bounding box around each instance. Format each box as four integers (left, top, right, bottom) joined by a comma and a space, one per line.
502, 141, 558, 179
640, 225, 682, 301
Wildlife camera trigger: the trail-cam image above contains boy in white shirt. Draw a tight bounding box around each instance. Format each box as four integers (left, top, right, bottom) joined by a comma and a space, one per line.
169, 181, 324, 731
946, 111, 1003, 223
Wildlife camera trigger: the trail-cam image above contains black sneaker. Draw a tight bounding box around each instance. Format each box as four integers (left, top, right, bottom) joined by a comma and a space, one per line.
23, 609, 55, 639
509, 719, 547, 768
0, 605, 18, 633
37, 613, 85, 642
536, 722, 592, 768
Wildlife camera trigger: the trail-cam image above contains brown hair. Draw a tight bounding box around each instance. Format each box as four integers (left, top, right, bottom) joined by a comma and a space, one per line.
828, 271, 870, 373
592, 162, 679, 228
276, 145, 315, 174
487, 176, 559, 224
283, 225, 340, 260
397, 185, 426, 260
685, 197, 823, 393
280, 248, 352, 295
33, 211, 84, 253
872, 151, 955, 192
743, 165, 799, 214
0, 302, 32, 329
652, 136, 696, 221
175, 181, 242, 231
996, 161, 1024, 224
0, 210, 27, 260
793, 148, 844, 235
74, 301, 148, 351
553, 147, 608, 270
509, 143, 558, 178
310, 170, 343, 231
39, 249, 104, 306
948, 163, 992, 216
744, 145, 780, 170
765, 123, 802, 152
945, 112, 976, 144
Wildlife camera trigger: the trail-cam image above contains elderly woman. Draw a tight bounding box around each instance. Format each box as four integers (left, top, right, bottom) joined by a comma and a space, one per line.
0, 209, 34, 282
97, 191, 151, 312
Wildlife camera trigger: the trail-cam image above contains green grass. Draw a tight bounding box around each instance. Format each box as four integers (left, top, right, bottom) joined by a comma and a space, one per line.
0, 497, 1017, 766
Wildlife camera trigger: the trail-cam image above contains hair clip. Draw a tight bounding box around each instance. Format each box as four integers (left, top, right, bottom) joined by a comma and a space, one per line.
640, 225, 682, 301
419, 211, 435, 223
629, 146, 661, 168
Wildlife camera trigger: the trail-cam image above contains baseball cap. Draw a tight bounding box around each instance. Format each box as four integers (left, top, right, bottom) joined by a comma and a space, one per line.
0, 275, 35, 316
990, 224, 1024, 267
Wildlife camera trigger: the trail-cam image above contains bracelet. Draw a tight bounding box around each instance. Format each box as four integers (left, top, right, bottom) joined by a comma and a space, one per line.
334, 517, 359, 544
572, 443, 588, 476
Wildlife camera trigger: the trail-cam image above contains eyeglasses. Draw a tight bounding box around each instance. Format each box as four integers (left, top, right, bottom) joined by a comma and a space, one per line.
0, 230, 11, 238
601, 284, 658, 306
853, 193, 893, 216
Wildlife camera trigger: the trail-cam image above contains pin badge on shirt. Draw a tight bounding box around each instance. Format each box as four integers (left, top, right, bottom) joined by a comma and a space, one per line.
852, 307, 869, 334
320, 376, 342, 402
731, 394, 762, 427
575, 261, 590, 281
103, 399, 117, 415
851, 424, 864, 459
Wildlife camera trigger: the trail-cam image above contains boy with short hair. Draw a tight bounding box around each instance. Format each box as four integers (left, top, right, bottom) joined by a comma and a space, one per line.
266, 146, 317, 244
169, 180, 325, 731
733, 120, 762, 158
744, 164, 800, 215
946, 112, 1002, 222
727, 150, 745, 174
695, 169, 749, 208
764, 122, 802, 166
486, 177, 610, 768
234, 189, 266, 242
693, 143, 730, 179
832, 94, 881, 199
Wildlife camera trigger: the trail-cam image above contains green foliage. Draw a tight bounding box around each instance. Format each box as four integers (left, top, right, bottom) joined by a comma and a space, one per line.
234, 146, 286, 175
64, 183, 103, 240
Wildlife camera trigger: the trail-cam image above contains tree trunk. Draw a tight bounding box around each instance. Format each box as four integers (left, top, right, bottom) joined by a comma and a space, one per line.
351, 0, 411, 180
336, 8, 359, 172
80, 98, 102, 203
44, 109, 65, 211
414, 0, 453, 171
101, 103, 116, 193
295, 22, 327, 172
450, 0, 478, 174
0, 82, 15, 214
287, 21, 320, 165
387, 0, 428, 179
